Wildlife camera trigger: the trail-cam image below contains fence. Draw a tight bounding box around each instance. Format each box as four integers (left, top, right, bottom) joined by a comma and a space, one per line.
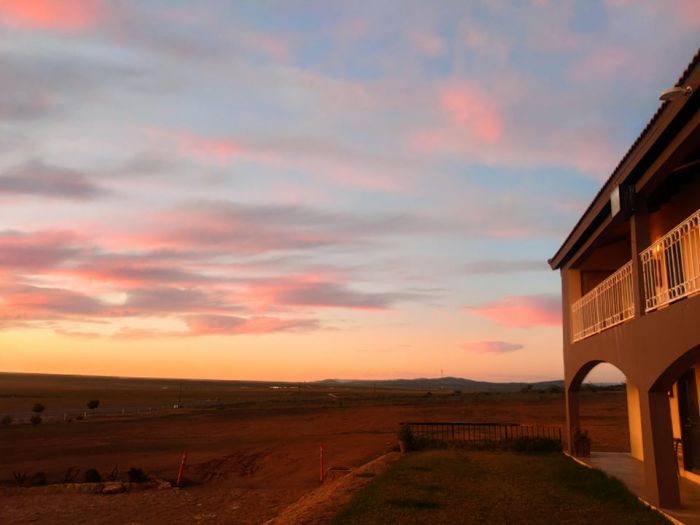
641, 208, 700, 312
570, 260, 634, 342
403, 422, 562, 444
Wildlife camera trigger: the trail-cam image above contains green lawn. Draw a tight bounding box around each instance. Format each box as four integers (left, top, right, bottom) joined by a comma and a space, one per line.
331, 450, 669, 525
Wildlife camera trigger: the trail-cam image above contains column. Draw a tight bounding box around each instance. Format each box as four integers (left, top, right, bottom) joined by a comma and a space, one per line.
630, 200, 650, 318
565, 387, 580, 455
639, 389, 681, 508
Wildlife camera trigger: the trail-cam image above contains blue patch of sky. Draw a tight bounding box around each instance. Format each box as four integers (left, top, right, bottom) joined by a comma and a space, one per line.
510, 47, 572, 91
570, 0, 609, 34
458, 165, 598, 200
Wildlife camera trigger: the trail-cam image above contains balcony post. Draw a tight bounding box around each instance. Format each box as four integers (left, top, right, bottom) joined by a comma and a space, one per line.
562, 267, 579, 344
630, 199, 650, 317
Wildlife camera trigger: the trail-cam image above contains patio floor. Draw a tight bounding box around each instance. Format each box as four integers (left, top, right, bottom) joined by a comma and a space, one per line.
581, 451, 700, 525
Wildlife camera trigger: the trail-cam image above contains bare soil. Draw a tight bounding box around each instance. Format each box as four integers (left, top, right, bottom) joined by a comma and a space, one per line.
0, 391, 627, 524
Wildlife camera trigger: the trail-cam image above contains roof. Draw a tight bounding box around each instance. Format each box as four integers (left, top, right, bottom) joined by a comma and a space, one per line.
548, 48, 700, 270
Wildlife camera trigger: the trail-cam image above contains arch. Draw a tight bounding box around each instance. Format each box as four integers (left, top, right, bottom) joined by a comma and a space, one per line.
568, 359, 630, 392
650, 344, 700, 392
565, 360, 637, 459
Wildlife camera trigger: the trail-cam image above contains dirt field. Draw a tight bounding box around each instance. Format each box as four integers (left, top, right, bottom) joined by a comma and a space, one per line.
0, 376, 628, 524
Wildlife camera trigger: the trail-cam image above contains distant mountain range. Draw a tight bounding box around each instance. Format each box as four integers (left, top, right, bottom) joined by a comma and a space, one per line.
2, 372, 621, 393
312, 376, 566, 393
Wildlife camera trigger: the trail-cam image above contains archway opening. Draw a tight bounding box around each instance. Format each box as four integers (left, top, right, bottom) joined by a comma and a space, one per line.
570, 362, 635, 456
651, 345, 700, 485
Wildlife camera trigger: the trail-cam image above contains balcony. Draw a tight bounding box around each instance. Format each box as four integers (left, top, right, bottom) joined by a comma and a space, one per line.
641, 208, 700, 312
571, 261, 634, 343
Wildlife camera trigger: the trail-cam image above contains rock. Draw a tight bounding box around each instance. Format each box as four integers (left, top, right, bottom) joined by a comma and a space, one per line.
101, 482, 126, 495
152, 478, 172, 490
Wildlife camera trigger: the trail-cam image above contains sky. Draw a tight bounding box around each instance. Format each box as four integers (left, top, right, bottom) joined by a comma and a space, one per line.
0, 0, 698, 383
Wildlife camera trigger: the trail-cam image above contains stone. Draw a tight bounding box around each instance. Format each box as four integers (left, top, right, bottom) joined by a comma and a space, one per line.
101, 482, 126, 495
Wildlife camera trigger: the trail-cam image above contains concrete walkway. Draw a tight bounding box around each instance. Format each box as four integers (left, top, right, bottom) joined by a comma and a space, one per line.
581, 452, 700, 525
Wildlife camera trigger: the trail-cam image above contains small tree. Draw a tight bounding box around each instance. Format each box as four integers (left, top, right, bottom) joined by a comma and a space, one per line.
1, 415, 12, 426
85, 468, 101, 483
30, 414, 42, 426
87, 400, 100, 413
32, 403, 45, 415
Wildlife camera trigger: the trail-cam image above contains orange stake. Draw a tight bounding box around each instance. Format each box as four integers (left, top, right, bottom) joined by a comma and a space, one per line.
176, 451, 188, 487
319, 445, 324, 482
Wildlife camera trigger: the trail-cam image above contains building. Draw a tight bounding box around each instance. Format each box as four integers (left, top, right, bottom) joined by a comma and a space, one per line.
549, 49, 700, 509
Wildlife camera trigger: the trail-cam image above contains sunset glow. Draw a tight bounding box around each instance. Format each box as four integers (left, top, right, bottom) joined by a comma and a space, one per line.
1, 1, 697, 382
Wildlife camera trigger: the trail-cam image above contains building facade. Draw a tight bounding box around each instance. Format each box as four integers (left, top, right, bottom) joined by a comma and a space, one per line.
549, 50, 700, 508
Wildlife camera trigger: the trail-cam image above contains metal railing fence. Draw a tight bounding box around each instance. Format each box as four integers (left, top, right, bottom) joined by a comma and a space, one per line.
641, 208, 700, 312
403, 421, 562, 444
571, 261, 634, 342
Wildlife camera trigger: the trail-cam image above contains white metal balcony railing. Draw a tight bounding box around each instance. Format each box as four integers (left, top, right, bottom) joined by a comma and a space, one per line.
641, 208, 700, 312
571, 261, 634, 343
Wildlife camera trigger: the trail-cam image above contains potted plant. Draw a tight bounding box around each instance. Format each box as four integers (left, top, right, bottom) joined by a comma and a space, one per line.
398, 424, 414, 454
573, 428, 591, 457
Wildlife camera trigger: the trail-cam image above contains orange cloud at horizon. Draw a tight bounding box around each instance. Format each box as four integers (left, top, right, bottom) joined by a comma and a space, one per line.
0, 310, 567, 383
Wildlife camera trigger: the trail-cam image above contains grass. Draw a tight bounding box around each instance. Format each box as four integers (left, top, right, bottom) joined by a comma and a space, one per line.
330, 450, 670, 525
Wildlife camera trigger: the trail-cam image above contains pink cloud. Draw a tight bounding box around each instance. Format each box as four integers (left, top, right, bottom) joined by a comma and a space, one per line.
674, 0, 700, 26
242, 275, 410, 311
409, 31, 446, 57
335, 18, 369, 43
244, 33, 291, 61
0, 0, 102, 31
66, 256, 213, 288
0, 284, 105, 318
569, 47, 633, 84
465, 294, 561, 328
185, 314, 317, 335
461, 341, 524, 354
440, 83, 504, 143
0, 230, 82, 270
176, 132, 242, 163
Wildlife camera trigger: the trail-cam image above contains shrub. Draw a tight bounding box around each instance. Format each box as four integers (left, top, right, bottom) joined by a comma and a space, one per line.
573, 428, 591, 457
398, 424, 415, 452
12, 471, 27, 487
32, 403, 45, 414
30, 414, 42, 426
87, 400, 100, 412
85, 468, 101, 483
63, 466, 80, 483
1, 415, 12, 426
128, 467, 147, 483
30, 472, 47, 486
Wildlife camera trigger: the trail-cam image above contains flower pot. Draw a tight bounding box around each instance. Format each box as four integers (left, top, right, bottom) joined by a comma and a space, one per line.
574, 440, 591, 457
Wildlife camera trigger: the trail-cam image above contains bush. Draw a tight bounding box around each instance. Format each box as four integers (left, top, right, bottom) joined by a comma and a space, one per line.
32, 403, 45, 414
573, 428, 591, 457
30, 414, 42, 426
85, 468, 101, 483
30, 472, 47, 486
63, 466, 80, 483
87, 400, 100, 412
398, 424, 415, 451
12, 471, 27, 487
128, 467, 147, 483
1, 415, 12, 426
